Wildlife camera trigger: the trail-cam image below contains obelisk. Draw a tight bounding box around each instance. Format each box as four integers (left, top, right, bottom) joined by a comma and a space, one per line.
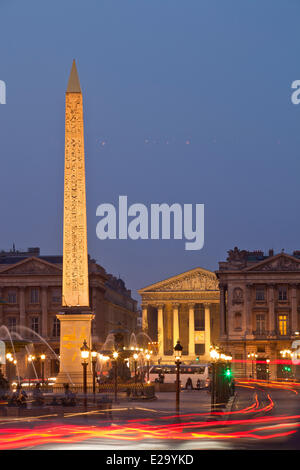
55, 60, 94, 387
63, 59, 89, 308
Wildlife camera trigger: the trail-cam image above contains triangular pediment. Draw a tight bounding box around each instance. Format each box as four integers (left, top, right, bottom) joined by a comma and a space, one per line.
0, 257, 62, 275
243, 253, 300, 272
139, 267, 219, 293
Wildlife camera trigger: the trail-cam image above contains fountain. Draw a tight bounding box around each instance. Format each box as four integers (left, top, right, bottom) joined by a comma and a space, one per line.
0, 324, 75, 387
98, 323, 154, 384
0, 319, 157, 405
18, 326, 74, 385
0, 326, 31, 385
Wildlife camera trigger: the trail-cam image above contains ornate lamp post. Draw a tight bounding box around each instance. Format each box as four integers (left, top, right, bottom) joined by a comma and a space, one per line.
247, 352, 257, 378
5, 353, 11, 381
133, 352, 139, 396
209, 346, 220, 413
40, 354, 46, 385
13, 359, 17, 387
145, 353, 151, 382
91, 346, 98, 402
80, 340, 90, 408
6, 353, 14, 387
113, 351, 119, 403
174, 340, 183, 414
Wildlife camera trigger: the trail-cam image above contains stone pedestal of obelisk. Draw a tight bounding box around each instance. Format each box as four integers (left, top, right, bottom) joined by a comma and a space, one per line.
56, 311, 94, 386
55, 60, 94, 388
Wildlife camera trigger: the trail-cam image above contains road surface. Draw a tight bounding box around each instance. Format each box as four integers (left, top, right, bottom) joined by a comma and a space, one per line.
0, 379, 300, 450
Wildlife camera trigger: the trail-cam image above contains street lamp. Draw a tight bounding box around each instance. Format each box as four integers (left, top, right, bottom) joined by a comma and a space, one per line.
247, 353, 257, 379
6, 353, 13, 386
91, 346, 98, 402
13, 359, 17, 382
133, 352, 139, 396
80, 340, 90, 407
174, 340, 183, 414
28, 355, 36, 389
113, 351, 119, 403
145, 353, 151, 382
209, 346, 220, 413
280, 349, 292, 358
40, 354, 46, 385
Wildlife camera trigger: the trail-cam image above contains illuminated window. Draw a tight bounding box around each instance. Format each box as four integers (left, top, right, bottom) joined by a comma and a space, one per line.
278, 315, 288, 335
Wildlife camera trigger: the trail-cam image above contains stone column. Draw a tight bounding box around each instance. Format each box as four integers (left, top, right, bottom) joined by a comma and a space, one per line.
157, 304, 164, 358
173, 303, 180, 345
19, 287, 25, 328
188, 303, 195, 356
245, 284, 252, 335
268, 284, 275, 335
219, 284, 226, 337
291, 284, 298, 333
142, 304, 148, 331
204, 303, 211, 356
41, 286, 48, 338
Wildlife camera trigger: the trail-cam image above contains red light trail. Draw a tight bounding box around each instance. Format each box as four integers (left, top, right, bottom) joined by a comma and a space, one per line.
0, 380, 298, 449
0, 414, 297, 450
0, 382, 297, 449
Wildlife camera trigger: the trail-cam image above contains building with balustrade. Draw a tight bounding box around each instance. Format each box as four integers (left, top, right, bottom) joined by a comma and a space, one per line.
138, 267, 220, 363
0, 247, 137, 379
216, 247, 300, 380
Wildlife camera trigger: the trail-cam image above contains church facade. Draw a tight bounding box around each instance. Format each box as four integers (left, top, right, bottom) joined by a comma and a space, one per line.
138, 268, 220, 363
216, 247, 300, 380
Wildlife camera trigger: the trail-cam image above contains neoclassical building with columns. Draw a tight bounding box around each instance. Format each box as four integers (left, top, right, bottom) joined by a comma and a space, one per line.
138, 267, 220, 363
217, 247, 300, 380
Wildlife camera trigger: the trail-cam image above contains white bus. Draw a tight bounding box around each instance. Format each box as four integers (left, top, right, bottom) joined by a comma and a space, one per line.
149, 364, 210, 389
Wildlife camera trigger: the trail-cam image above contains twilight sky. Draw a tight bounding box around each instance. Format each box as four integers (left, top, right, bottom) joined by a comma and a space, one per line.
1, 0, 300, 302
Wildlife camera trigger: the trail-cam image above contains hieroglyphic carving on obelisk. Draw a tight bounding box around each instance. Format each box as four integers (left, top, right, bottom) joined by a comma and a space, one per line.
62, 60, 89, 307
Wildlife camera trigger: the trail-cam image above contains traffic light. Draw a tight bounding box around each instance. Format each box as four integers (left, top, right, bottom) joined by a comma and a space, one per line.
225, 367, 232, 378
196, 357, 199, 362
